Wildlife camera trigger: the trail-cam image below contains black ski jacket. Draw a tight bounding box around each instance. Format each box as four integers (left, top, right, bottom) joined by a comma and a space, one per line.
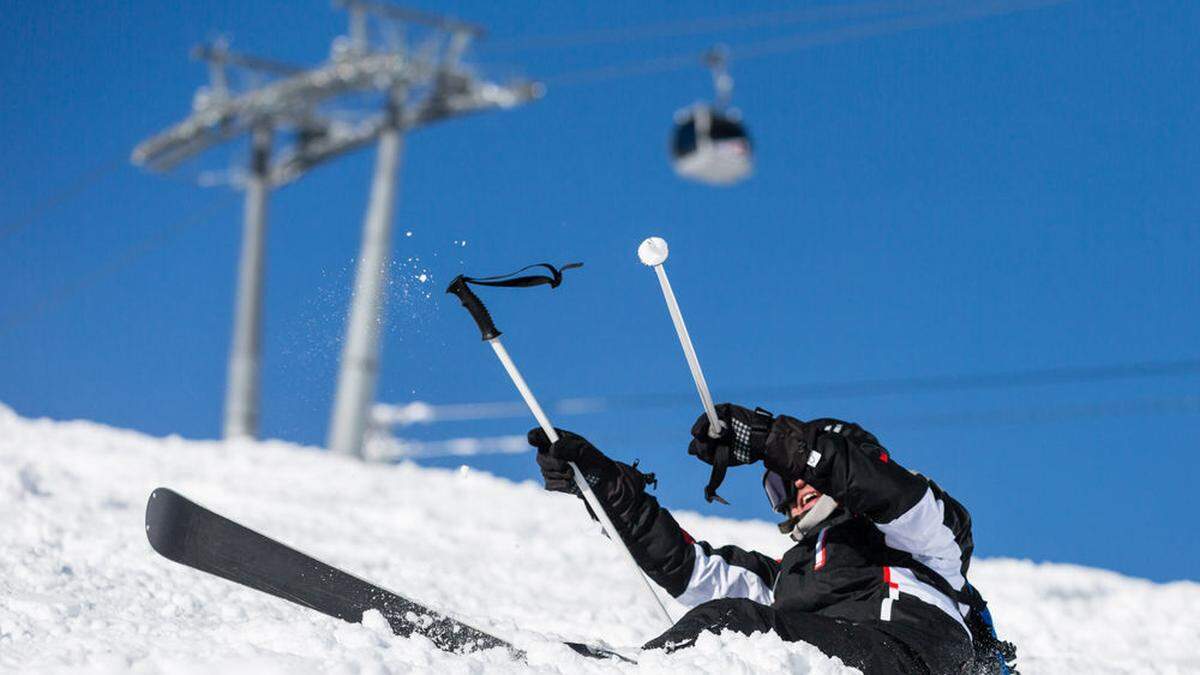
597, 415, 975, 654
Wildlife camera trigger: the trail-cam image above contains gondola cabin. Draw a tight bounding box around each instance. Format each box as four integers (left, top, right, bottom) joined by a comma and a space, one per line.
670, 104, 753, 186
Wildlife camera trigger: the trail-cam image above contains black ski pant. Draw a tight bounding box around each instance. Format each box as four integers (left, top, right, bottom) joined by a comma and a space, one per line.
642, 597, 971, 675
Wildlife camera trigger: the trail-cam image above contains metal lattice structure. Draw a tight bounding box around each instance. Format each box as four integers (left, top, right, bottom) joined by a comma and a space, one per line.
132, 2, 540, 451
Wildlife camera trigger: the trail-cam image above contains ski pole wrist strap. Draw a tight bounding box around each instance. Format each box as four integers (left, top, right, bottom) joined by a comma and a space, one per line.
456, 262, 582, 289
446, 262, 583, 341
704, 446, 732, 505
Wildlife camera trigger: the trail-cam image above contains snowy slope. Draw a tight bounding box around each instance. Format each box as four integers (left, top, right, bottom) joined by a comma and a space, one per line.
2, 402, 1197, 674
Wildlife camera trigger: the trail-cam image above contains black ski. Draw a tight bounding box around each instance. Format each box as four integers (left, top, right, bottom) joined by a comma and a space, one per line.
144, 487, 635, 663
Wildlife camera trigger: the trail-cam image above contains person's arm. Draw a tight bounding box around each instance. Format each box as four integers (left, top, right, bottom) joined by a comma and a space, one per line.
529, 428, 779, 606
689, 406, 974, 590
610, 460, 780, 607
767, 415, 973, 589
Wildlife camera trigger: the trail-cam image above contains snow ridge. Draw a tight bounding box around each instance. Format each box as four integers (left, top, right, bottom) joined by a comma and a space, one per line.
2, 403, 1197, 674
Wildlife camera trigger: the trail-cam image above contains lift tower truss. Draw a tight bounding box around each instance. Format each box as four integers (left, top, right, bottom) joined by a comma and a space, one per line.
131, 4, 539, 447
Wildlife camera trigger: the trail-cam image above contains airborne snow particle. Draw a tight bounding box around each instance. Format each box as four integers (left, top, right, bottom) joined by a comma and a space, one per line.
416, 273, 428, 283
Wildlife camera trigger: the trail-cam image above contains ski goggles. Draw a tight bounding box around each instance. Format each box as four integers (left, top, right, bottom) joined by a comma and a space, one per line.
762, 469, 796, 515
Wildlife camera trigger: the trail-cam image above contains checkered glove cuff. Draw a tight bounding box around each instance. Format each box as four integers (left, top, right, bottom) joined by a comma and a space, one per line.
731, 417, 756, 464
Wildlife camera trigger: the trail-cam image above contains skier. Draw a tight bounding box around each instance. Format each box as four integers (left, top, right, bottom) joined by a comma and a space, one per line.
529, 403, 1014, 674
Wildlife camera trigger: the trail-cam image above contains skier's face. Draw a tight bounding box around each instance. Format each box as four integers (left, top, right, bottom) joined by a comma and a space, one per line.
790, 479, 824, 519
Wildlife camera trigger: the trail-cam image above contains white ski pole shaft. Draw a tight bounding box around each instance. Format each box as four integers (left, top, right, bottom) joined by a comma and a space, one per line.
489, 338, 674, 626
639, 237, 723, 438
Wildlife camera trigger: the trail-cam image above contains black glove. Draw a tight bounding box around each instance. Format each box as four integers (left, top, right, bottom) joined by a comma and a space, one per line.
687, 403, 774, 504
761, 416, 881, 480
688, 403, 775, 467
528, 427, 619, 495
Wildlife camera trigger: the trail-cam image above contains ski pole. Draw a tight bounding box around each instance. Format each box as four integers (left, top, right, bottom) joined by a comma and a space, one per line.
446, 272, 674, 627
638, 237, 732, 504
639, 237, 723, 434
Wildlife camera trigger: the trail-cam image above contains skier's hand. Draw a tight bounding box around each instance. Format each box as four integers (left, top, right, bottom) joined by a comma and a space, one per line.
528, 428, 619, 495
687, 403, 774, 467
761, 416, 881, 480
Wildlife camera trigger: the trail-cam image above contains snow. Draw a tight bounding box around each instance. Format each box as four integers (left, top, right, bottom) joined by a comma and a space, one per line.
2, 402, 1198, 674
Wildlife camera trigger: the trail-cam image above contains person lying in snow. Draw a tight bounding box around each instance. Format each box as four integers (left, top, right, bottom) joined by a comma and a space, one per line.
529, 403, 1016, 674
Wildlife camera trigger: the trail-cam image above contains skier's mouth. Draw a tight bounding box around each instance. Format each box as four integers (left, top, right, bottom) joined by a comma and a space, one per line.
794, 490, 821, 516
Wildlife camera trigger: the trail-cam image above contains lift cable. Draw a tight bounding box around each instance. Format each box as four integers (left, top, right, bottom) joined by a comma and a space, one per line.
2, 0, 1069, 246
0, 158, 128, 244
371, 391, 1200, 460
481, 0, 975, 54
374, 357, 1200, 427
0, 196, 237, 338
0, 0, 1075, 333
532, 0, 1069, 87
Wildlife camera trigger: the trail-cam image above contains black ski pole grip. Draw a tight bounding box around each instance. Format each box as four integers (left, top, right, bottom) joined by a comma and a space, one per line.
446, 275, 501, 341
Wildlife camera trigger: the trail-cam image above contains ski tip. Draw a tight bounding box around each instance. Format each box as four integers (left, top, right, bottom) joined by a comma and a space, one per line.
145, 487, 187, 560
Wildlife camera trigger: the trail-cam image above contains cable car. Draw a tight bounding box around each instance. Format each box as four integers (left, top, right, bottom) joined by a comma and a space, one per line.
670, 48, 752, 186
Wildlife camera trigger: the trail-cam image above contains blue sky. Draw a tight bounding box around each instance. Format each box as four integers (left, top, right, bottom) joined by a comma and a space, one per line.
2, 1, 1197, 582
